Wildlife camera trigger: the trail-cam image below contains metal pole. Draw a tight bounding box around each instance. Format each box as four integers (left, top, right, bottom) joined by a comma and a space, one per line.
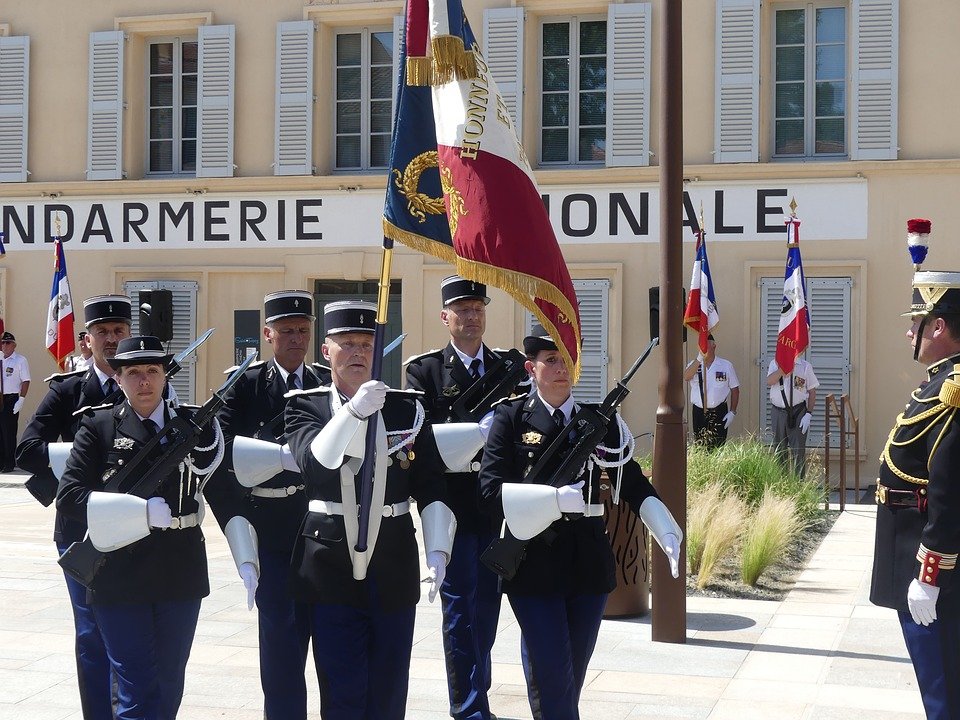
652, 0, 686, 644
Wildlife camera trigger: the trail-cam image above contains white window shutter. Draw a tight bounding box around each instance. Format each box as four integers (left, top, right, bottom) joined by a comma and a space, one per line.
482, 7, 524, 136
86, 30, 124, 181
197, 24, 236, 178
805, 278, 852, 448
758, 277, 782, 443
851, 0, 899, 160
605, 3, 650, 168
274, 21, 314, 176
392, 15, 404, 123
0, 36, 29, 183
714, 0, 759, 163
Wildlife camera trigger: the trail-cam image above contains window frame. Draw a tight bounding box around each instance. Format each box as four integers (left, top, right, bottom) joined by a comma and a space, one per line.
770, 0, 848, 161
538, 13, 608, 168
144, 35, 199, 176
331, 25, 394, 173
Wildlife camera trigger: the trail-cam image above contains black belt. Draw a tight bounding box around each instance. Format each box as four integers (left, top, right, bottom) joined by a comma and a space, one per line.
876, 483, 928, 512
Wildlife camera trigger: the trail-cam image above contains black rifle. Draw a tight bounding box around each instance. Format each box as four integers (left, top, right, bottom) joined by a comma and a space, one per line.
449, 348, 529, 422
57, 351, 256, 589
481, 337, 659, 581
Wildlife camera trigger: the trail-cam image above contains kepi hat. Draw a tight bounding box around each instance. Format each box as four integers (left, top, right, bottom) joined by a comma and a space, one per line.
323, 300, 377, 336
83, 295, 132, 328
441, 275, 490, 306
523, 323, 557, 356
107, 336, 174, 370
264, 290, 315, 324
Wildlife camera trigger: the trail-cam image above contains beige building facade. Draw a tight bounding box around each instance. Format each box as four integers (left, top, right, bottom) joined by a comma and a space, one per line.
0, 0, 955, 480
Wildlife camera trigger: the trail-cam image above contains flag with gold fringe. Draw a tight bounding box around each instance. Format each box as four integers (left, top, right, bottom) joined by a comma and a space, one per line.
382, 0, 581, 379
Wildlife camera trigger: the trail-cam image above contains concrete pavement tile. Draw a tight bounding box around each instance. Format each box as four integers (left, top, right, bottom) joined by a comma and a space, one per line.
816, 683, 926, 714
822, 657, 918, 692
755, 627, 840, 651
734, 650, 829, 682
707, 698, 807, 719
805, 705, 924, 719
722, 677, 820, 703
776, 601, 853, 618
0, 703, 75, 720
851, 604, 901, 620
767, 614, 847, 631
2, 676, 76, 706
588, 670, 729, 698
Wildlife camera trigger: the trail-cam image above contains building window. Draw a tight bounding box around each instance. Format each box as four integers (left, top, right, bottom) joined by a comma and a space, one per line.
774, 4, 846, 158
335, 28, 394, 170
147, 38, 198, 174
540, 17, 607, 165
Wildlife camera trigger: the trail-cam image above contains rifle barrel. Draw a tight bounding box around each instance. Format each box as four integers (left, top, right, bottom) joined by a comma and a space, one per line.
620, 336, 659, 386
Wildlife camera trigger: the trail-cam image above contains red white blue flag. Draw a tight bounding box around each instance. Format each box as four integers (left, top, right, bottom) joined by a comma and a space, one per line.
383, 0, 582, 380
775, 215, 810, 374
683, 225, 718, 355
45, 240, 75, 370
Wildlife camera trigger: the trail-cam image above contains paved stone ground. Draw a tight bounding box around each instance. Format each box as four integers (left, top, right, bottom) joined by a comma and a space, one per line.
0, 473, 924, 719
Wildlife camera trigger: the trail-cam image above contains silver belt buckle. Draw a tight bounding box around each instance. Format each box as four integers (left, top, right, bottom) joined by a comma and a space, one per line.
285, 485, 298, 496
169, 516, 182, 530
382, 504, 395, 517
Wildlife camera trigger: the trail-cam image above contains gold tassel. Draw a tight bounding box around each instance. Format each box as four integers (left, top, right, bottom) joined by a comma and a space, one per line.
940, 378, 960, 408
406, 56, 434, 87
430, 35, 479, 84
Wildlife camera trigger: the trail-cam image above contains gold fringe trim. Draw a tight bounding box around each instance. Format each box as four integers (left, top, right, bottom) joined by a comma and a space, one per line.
940, 378, 960, 408
382, 217, 583, 383
430, 35, 478, 84
406, 56, 434, 87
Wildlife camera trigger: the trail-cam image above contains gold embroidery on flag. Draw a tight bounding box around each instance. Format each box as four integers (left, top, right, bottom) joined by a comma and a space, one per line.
393, 152, 445, 223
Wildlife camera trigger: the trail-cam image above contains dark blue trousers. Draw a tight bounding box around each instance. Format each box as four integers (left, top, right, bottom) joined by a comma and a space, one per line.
509, 593, 607, 720
309, 600, 416, 720
256, 546, 311, 720
899, 611, 960, 720
440, 528, 502, 720
92, 598, 201, 720
58, 541, 114, 720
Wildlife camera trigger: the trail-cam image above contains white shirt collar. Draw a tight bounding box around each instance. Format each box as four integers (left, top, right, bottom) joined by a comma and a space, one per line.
537, 391, 576, 423
451, 342, 485, 375
274, 361, 304, 389
135, 401, 167, 429
91, 364, 114, 392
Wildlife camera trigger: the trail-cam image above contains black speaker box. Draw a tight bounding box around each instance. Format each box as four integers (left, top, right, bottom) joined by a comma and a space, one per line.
139, 289, 174, 342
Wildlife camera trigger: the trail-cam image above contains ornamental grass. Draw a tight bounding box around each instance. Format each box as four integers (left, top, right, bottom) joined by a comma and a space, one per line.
740, 489, 806, 586
695, 492, 746, 589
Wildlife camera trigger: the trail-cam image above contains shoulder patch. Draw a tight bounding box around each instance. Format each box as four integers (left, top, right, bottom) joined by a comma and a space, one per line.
72, 401, 114, 417
939, 376, 960, 408
223, 359, 266, 375
45, 369, 86, 383
403, 349, 442, 366
284, 386, 332, 400
491, 393, 528, 409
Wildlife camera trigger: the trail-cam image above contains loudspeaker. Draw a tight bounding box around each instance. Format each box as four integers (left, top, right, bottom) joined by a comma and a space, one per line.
139, 290, 174, 342
648, 286, 687, 343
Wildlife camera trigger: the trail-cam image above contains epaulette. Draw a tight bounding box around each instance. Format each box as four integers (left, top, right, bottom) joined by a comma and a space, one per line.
45, 369, 86, 383
223, 359, 267, 374
939, 367, 960, 408
403, 349, 442, 366
284, 386, 332, 399
73, 402, 114, 417
492, 393, 528, 409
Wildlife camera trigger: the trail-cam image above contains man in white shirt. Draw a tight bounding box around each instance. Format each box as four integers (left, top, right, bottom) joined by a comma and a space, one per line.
0, 331, 30, 472
683, 334, 740, 449
67, 331, 94, 372
766, 357, 819, 478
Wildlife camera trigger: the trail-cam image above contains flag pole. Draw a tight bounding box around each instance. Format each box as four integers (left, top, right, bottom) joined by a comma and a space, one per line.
696, 205, 707, 416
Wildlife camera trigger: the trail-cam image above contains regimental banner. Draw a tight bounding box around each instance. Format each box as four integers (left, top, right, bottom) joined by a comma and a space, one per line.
0, 180, 867, 250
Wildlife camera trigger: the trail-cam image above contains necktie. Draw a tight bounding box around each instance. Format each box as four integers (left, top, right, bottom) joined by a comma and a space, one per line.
142, 418, 159, 437
469, 358, 482, 380
105, 378, 118, 396
287, 373, 299, 391
553, 408, 566, 428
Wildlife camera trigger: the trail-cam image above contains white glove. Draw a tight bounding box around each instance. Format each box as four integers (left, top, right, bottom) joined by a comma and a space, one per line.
425, 550, 447, 603
12, 397, 23, 415
279, 443, 300, 473
799, 412, 812, 434
478, 410, 495, 440
239, 562, 259, 611
907, 578, 940, 626
346, 380, 387, 419
662, 532, 681, 578
723, 411, 735, 430
146, 497, 172, 529
556, 480, 585, 514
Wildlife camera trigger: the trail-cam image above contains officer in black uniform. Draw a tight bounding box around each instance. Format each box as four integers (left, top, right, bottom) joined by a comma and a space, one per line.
871, 267, 960, 719
479, 326, 682, 720
16, 294, 133, 719
284, 300, 456, 720
405, 275, 524, 720
56, 336, 237, 720
208, 289, 329, 720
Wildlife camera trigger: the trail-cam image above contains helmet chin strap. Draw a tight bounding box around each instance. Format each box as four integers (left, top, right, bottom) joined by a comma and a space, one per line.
914, 315, 930, 362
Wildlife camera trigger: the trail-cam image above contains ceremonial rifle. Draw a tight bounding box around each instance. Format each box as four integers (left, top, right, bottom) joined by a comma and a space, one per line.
57, 351, 257, 589
449, 348, 529, 423
480, 337, 659, 581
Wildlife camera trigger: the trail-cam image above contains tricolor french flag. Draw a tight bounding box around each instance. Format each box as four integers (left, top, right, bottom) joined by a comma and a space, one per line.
775, 216, 810, 374
683, 226, 719, 355
45, 240, 75, 370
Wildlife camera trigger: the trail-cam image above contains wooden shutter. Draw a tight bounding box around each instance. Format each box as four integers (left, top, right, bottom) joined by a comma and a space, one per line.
197, 24, 236, 178
124, 280, 199, 403
714, 0, 759, 163
605, 3, 650, 167
274, 21, 315, 176
86, 30, 124, 181
482, 7, 524, 136
850, 0, 899, 160
0, 36, 29, 183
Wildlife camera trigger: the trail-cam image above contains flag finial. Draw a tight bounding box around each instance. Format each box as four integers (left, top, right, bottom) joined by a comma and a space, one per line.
54, 212, 62, 239
789, 197, 798, 216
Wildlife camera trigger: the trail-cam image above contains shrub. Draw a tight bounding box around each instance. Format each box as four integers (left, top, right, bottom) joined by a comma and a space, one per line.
696, 492, 746, 589
740, 489, 805, 586
687, 482, 724, 575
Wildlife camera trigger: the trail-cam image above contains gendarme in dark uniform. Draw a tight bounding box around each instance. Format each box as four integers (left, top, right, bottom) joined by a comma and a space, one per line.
16, 294, 133, 719
284, 300, 456, 720
479, 327, 682, 720
871, 263, 960, 720
207, 289, 330, 720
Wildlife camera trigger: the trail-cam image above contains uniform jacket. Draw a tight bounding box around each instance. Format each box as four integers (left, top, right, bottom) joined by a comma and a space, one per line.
208, 359, 328, 553
405, 342, 524, 533
17, 368, 113, 543
479, 393, 658, 596
871, 354, 960, 616
285, 387, 447, 610
56, 402, 221, 605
